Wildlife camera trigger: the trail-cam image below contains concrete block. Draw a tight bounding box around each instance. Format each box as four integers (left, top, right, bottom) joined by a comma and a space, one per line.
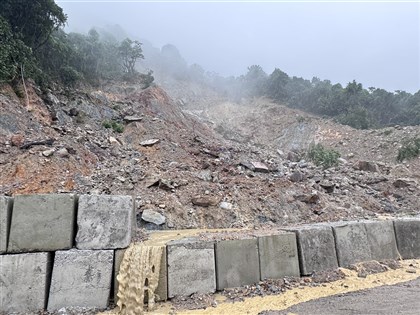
288, 225, 338, 275
113, 249, 125, 303
0, 252, 52, 313
111, 249, 126, 304
168, 239, 216, 297
258, 233, 300, 280
364, 220, 399, 260
332, 222, 372, 267
215, 238, 260, 290
7, 194, 76, 252
76, 195, 133, 250
155, 245, 168, 301
0, 196, 13, 253
394, 218, 420, 259
48, 249, 113, 310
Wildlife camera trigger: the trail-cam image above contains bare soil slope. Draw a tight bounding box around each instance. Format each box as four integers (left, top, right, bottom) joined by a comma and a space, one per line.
1, 81, 419, 230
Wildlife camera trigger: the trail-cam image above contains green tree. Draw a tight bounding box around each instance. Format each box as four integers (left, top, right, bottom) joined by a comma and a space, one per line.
243, 65, 267, 97
0, 0, 66, 51
369, 88, 396, 125
118, 38, 144, 75
403, 91, 420, 125
338, 106, 371, 129
264, 68, 290, 102
0, 16, 20, 81
0, 16, 35, 82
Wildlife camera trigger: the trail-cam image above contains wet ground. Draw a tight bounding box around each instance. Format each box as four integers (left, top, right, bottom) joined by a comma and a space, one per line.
266, 277, 420, 315
149, 259, 420, 315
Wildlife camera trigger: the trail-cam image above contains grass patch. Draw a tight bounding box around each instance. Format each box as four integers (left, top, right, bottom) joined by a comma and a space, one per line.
307, 143, 340, 169
102, 120, 124, 133
382, 129, 393, 136
397, 137, 420, 162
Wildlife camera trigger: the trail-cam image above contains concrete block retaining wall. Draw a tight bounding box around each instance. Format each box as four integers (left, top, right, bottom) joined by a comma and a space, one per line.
258, 233, 300, 279
48, 249, 114, 310
286, 224, 338, 276
8, 194, 77, 252
0, 194, 419, 313
0, 194, 134, 313
167, 238, 216, 297
215, 238, 260, 290
0, 196, 12, 254
394, 219, 420, 259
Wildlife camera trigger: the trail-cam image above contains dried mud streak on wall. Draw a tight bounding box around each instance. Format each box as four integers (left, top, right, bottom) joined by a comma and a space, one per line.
115, 244, 164, 315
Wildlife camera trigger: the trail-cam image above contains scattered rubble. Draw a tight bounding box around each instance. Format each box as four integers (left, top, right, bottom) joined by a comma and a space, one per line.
123, 115, 143, 122
140, 139, 160, 146
355, 160, 380, 173
42, 149, 55, 157
349, 260, 399, 278
290, 171, 305, 182
191, 196, 219, 207
251, 161, 270, 173
1, 81, 420, 230
219, 202, 233, 210
56, 148, 69, 158
141, 209, 166, 225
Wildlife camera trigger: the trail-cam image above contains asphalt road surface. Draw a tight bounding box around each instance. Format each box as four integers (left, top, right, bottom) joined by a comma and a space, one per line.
263, 277, 420, 315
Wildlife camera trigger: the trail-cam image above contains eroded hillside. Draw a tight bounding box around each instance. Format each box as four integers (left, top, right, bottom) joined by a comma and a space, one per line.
1, 81, 419, 230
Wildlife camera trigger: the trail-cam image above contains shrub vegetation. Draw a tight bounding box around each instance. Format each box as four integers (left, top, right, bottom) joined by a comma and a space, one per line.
307, 143, 340, 169
397, 137, 420, 162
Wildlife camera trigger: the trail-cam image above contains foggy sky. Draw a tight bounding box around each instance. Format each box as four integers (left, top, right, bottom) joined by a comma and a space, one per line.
57, 0, 419, 93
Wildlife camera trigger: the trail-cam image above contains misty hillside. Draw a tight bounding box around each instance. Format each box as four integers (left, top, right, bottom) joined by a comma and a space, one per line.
1, 0, 420, 231
2, 74, 420, 230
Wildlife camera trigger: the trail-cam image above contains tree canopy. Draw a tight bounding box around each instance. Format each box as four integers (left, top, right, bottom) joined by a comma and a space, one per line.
242, 66, 420, 129
0, 0, 66, 51
118, 38, 144, 74
0, 1, 152, 86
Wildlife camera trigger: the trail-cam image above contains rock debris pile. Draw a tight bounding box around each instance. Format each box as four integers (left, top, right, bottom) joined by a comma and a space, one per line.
1, 81, 419, 230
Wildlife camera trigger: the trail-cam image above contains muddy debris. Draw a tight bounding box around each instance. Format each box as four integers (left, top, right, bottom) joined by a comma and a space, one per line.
348, 260, 400, 278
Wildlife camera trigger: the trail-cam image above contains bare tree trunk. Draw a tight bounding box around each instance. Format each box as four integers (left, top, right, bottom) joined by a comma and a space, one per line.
20, 64, 29, 107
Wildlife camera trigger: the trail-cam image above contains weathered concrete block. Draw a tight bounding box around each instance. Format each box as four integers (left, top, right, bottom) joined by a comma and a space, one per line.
394, 218, 420, 259
332, 222, 372, 267
287, 225, 338, 275
76, 195, 133, 249
364, 220, 399, 260
258, 233, 300, 279
155, 246, 168, 301
113, 247, 168, 302
0, 196, 13, 253
168, 239, 216, 297
8, 194, 76, 252
0, 252, 52, 313
215, 238, 260, 290
113, 249, 125, 303
48, 249, 113, 310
